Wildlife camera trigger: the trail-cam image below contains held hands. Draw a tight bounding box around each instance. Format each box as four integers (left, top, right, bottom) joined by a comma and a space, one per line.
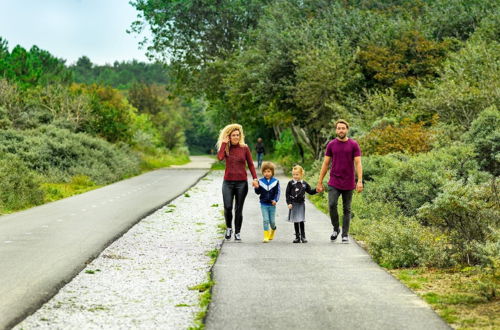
252, 179, 259, 188
288, 204, 293, 209
316, 182, 324, 193
271, 200, 277, 206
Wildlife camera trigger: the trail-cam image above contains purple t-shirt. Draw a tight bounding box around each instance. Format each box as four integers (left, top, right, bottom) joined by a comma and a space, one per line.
325, 138, 361, 190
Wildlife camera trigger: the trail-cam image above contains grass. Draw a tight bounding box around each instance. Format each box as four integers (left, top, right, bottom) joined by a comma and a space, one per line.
306, 188, 499, 329
42, 175, 101, 203
391, 267, 499, 329
139, 150, 189, 172
188, 235, 223, 329
0, 150, 190, 215
210, 161, 225, 170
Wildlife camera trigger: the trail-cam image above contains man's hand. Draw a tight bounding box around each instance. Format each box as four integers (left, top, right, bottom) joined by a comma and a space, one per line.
316, 182, 324, 193
288, 204, 293, 209
356, 181, 363, 193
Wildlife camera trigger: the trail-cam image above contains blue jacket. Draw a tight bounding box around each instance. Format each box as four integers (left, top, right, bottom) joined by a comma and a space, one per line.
254, 177, 280, 206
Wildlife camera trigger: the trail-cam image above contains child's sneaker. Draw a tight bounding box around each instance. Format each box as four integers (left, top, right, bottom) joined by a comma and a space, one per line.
225, 228, 232, 240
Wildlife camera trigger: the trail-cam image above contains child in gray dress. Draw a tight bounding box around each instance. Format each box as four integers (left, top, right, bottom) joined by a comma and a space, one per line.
286, 165, 318, 243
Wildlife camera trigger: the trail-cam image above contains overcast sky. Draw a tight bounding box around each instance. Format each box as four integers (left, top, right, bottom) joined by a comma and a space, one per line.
0, 0, 152, 65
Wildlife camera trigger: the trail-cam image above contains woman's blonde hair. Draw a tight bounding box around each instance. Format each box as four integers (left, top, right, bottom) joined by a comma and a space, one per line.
292, 165, 304, 177
216, 123, 246, 155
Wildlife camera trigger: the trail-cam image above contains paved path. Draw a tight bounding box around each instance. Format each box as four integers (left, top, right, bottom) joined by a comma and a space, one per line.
206, 174, 450, 330
0, 156, 214, 330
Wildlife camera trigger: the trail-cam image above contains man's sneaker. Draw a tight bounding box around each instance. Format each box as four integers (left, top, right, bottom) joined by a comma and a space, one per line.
342, 236, 349, 243
234, 233, 241, 241
225, 228, 232, 240
330, 230, 339, 241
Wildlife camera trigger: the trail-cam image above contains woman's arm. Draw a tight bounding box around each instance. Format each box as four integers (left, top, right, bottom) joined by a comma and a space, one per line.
217, 142, 227, 161
245, 146, 259, 187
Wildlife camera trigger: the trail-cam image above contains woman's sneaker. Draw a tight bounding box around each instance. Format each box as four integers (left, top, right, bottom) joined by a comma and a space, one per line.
234, 233, 241, 241
330, 230, 339, 241
342, 236, 349, 243
225, 228, 232, 240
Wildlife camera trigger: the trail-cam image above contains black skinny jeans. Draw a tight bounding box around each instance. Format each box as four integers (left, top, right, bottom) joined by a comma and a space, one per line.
328, 186, 354, 237
222, 180, 248, 234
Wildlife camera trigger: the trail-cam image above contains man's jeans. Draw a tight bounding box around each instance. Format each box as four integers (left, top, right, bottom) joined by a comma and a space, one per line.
257, 152, 264, 168
260, 204, 276, 231
328, 186, 354, 237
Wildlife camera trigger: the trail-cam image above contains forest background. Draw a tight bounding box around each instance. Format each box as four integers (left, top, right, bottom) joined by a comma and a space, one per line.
1, 0, 499, 328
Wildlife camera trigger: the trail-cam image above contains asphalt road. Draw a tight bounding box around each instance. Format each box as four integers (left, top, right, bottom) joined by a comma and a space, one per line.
0, 157, 213, 329
205, 175, 450, 330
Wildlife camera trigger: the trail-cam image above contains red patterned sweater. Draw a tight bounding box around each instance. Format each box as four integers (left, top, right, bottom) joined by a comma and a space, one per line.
217, 142, 257, 181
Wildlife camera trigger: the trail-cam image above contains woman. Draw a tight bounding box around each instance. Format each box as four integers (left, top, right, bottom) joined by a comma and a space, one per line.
217, 124, 259, 241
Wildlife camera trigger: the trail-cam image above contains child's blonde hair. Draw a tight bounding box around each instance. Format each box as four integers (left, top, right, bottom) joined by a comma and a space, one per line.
292, 165, 304, 177
216, 123, 246, 155
261, 162, 275, 176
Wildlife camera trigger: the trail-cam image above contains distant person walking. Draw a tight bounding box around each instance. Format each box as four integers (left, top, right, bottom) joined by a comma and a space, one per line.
316, 119, 363, 243
255, 137, 265, 169
217, 124, 259, 241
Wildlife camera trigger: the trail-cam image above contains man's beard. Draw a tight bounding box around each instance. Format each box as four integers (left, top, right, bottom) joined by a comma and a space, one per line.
336, 133, 346, 139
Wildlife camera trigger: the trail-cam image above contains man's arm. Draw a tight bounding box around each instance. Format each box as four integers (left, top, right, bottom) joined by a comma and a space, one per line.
354, 156, 363, 193
316, 155, 331, 193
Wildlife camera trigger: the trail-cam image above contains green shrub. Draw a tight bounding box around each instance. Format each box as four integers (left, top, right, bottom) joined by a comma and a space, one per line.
364, 215, 451, 269
464, 106, 500, 176
362, 153, 407, 182
418, 180, 500, 265
0, 153, 44, 213
365, 144, 481, 216
0, 125, 141, 184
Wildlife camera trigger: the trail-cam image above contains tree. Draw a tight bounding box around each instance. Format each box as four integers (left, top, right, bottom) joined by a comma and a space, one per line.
357, 30, 451, 96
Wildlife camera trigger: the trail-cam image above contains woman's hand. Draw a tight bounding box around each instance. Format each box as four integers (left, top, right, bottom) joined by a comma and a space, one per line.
288, 204, 293, 209
271, 200, 277, 206
223, 135, 230, 144
252, 179, 259, 188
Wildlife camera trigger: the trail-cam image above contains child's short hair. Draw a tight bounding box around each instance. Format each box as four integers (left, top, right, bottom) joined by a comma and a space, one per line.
292, 165, 304, 176
261, 161, 275, 175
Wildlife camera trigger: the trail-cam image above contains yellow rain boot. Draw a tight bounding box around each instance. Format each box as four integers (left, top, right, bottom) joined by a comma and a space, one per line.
269, 227, 276, 240
263, 230, 270, 243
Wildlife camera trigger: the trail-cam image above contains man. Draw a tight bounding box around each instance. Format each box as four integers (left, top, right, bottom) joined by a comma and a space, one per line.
255, 137, 265, 169
316, 119, 363, 243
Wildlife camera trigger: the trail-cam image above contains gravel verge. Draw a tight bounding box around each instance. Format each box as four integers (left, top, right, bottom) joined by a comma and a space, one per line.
15, 171, 225, 330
